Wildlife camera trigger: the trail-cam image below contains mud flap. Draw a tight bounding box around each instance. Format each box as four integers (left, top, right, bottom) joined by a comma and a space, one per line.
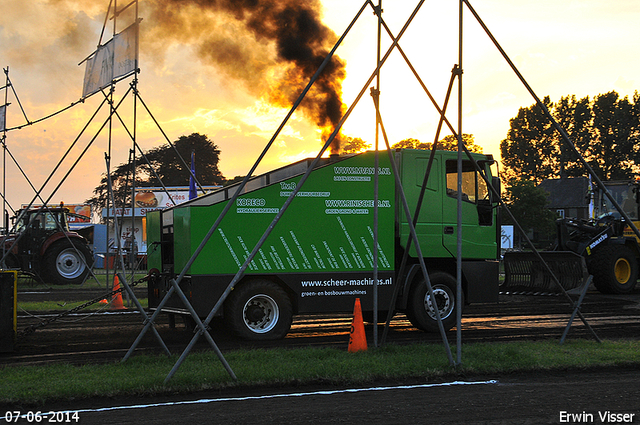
502, 251, 589, 293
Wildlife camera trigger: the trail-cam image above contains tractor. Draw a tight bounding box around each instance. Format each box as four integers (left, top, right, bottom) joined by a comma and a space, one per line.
504, 180, 640, 295
1, 207, 94, 285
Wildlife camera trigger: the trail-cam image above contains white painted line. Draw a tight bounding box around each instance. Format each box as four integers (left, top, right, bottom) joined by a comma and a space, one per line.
2, 379, 499, 419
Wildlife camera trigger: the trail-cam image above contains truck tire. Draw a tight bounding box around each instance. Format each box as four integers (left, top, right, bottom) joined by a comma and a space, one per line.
406, 272, 460, 333
224, 280, 293, 340
590, 245, 638, 294
43, 240, 93, 285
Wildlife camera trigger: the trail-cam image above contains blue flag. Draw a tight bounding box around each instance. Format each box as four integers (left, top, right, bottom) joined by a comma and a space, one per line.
189, 150, 197, 200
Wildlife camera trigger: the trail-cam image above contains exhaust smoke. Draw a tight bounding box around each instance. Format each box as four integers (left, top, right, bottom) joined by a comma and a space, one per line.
145, 0, 347, 153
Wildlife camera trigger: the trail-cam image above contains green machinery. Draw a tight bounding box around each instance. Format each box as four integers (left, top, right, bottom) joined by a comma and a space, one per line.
147, 149, 501, 340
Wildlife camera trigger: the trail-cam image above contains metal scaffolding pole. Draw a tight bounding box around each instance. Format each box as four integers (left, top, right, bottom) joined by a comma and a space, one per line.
160, 0, 446, 382
371, 95, 454, 366
455, 0, 464, 367
371, 0, 383, 348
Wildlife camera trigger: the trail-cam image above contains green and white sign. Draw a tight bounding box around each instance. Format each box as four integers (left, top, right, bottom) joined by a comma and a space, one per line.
174, 152, 395, 278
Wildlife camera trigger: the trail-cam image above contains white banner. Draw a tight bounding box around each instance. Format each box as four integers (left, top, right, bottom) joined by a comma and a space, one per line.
113, 22, 138, 80
82, 22, 138, 98
0, 105, 5, 132
82, 41, 113, 98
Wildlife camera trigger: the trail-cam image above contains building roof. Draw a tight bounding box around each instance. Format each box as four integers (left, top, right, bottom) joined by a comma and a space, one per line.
538, 177, 590, 209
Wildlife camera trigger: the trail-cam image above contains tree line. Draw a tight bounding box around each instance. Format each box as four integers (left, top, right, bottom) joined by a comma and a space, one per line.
500, 90, 640, 247
90, 88, 639, 242
500, 90, 640, 184
85, 133, 226, 211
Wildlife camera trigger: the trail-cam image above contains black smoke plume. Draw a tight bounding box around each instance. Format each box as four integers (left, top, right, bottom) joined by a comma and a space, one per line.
145, 0, 347, 153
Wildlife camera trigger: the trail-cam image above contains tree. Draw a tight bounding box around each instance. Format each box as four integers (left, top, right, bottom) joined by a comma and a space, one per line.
223, 175, 246, 187
391, 138, 428, 150
391, 134, 482, 152
435, 134, 483, 153
500, 96, 556, 184
86, 133, 225, 210
589, 91, 637, 180
554, 94, 592, 177
500, 90, 640, 183
340, 136, 371, 154
502, 178, 557, 248
144, 133, 225, 186
85, 159, 145, 215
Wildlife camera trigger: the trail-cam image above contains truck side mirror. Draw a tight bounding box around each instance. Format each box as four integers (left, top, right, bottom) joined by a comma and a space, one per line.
491, 176, 501, 204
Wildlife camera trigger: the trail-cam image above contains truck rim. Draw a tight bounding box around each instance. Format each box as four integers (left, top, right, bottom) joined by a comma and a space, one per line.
424, 286, 454, 321
242, 294, 279, 334
614, 257, 631, 284
56, 248, 85, 279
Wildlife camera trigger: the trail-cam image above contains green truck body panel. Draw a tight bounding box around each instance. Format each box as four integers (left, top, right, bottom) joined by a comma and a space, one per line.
175, 152, 395, 276
146, 210, 162, 272
147, 149, 499, 318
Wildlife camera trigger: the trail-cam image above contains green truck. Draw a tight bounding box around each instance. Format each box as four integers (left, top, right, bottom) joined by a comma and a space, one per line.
146, 149, 501, 340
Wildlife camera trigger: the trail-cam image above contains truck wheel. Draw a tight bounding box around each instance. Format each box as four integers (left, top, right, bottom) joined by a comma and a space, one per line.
406, 272, 460, 332
43, 240, 93, 285
224, 280, 293, 340
590, 245, 638, 294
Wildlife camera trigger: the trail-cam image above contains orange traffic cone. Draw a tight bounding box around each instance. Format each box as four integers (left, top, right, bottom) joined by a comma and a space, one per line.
348, 298, 367, 353
110, 275, 126, 310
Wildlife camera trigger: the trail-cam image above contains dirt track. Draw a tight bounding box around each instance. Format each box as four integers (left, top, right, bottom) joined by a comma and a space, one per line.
2, 287, 640, 424
7, 367, 640, 424
4, 286, 640, 367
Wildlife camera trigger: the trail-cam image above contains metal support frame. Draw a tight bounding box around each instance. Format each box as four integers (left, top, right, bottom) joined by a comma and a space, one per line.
143, 0, 460, 382
371, 0, 383, 348
0, 0, 606, 380
105, 153, 171, 357
377, 0, 601, 348
125, 0, 374, 381
560, 275, 594, 344
381, 64, 458, 346
371, 94, 454, 365
0, 0, 181, 353
461, 0, 601, 343
455, 0, 465, 367
462, 0, 640, 244
373, 0, 601, 352
149, 0, 604, 380
0, 89, 118, 287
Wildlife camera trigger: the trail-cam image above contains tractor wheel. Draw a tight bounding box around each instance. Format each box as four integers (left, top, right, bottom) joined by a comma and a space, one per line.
590, 245, 638, 294
406, 271, 461, 333
224, 279, 293, 340
43, 240, 93, 285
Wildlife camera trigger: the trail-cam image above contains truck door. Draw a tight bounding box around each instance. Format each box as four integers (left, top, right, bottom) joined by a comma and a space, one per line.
442, 159, 496, 258
398, 153, 449, 258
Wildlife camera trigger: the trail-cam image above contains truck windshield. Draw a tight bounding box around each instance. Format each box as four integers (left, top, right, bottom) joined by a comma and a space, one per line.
445, 159, 487, 203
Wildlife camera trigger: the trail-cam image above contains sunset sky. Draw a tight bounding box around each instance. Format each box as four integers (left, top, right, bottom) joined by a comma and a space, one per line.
1, 0, 639, 214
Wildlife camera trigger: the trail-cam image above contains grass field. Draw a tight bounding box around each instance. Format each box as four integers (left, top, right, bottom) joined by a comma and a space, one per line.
1, 339, 639, 406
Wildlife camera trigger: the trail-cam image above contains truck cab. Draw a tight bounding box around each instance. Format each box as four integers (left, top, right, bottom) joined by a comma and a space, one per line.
146, 149, 501, 339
